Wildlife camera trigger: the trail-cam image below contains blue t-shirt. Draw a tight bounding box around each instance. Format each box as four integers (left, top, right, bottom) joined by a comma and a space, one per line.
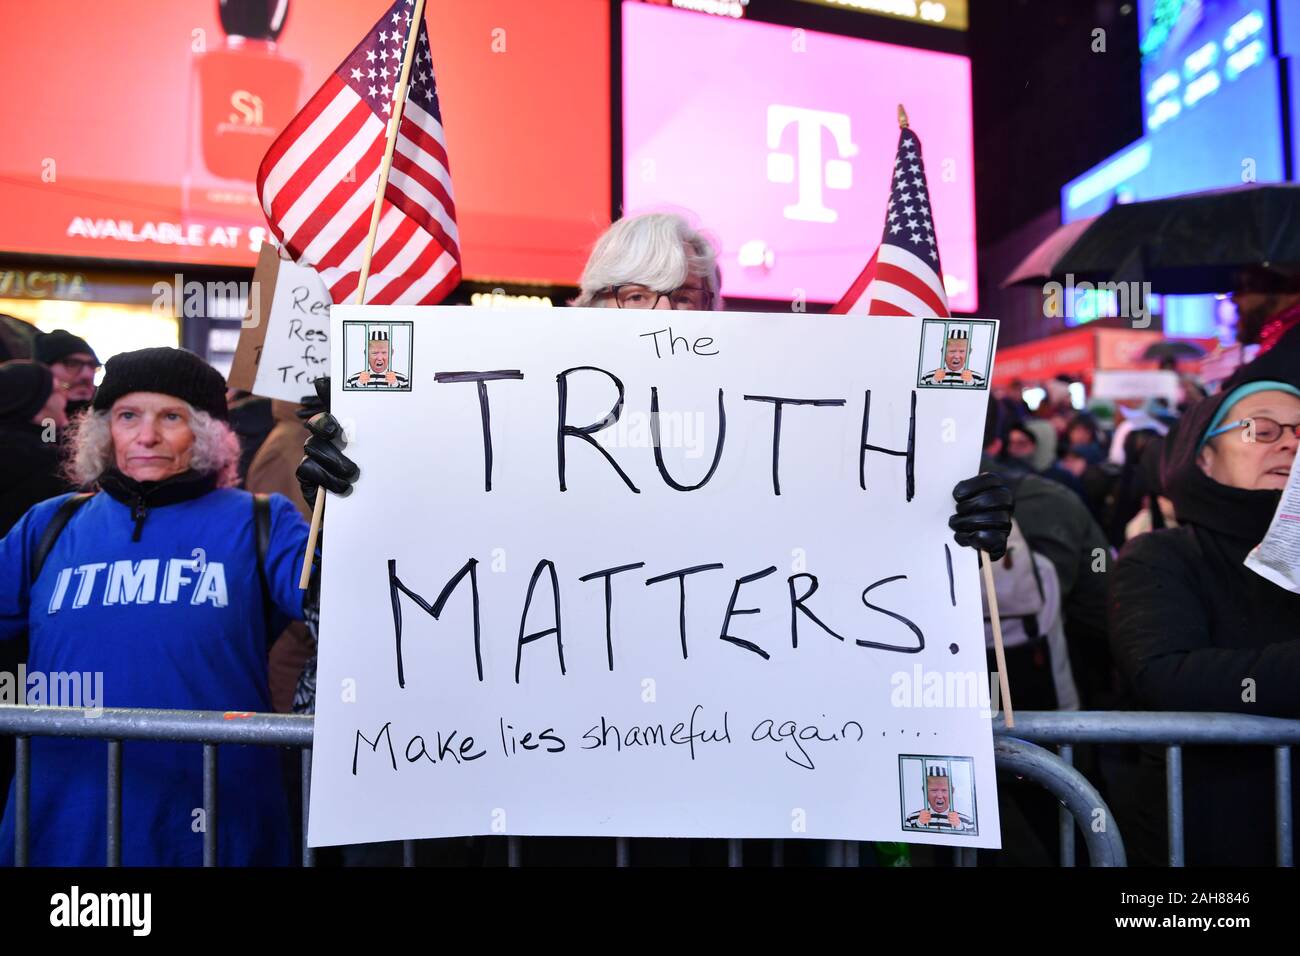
0, 488, 309, 866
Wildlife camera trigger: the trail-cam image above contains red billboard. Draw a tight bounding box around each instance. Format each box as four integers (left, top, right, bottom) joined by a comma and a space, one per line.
0, 0, 611, 284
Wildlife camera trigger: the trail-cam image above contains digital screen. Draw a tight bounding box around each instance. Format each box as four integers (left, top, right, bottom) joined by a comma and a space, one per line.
1059, 0, 1286, 337
1139, 0, 1272, 134
622, 3, 976, 309
0, 0, 611, 284
794, 0, 968, 32
1062, 61, 1284, 223
1276, 0, 1300, 177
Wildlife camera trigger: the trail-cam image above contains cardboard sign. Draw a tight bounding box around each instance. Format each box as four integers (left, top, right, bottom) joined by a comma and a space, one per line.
309, 306, 1002, 848
229, 244, 330, 401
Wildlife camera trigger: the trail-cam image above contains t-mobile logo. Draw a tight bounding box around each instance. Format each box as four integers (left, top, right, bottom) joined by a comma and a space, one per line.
766, 105, 857, 223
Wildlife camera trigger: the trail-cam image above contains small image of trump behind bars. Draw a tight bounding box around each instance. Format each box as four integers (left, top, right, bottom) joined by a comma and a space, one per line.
900, 754, 978, 835
343, 320, 412, 391
916, 319, 994, 389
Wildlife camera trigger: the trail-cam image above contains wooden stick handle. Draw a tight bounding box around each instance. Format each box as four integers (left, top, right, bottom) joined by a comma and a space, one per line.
980, 550, 1015, 728
294, 0, 426, 591
298, 491, 326, 591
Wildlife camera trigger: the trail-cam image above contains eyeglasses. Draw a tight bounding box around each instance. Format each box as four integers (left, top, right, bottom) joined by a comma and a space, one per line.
1205, 417, 1300, 444
602, 284, 712, 311
55, 357, 100, 374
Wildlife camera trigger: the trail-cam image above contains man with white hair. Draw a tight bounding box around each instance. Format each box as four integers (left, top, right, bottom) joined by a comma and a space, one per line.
571, 212, 720, 311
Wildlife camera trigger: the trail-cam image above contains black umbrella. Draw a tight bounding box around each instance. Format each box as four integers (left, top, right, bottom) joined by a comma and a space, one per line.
1004, 183, 1300, 294
1142, 341, 1204, 362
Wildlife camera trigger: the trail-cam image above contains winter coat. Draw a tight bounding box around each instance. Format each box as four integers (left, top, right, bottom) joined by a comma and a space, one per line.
982, 457, 1115, 708
0, 422, 70, 536
1108, 339, 1300, 865
245, 403, 317, 713
0, 469, 309, 866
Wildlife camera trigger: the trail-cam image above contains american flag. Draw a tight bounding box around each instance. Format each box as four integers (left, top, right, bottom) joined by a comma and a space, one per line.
831, 125, 949, 317
257, 0, 460, 305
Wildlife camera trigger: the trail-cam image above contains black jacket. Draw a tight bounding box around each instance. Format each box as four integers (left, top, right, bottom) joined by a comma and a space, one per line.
0, 422, 70, 536
982, 456, 1116, 708
0, 421, 71, 820
1108, 337, 1300, 865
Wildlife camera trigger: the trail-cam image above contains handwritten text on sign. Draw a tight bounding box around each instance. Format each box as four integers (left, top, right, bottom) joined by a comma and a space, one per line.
310, 307, 1002, 847
250, 258, 330, 401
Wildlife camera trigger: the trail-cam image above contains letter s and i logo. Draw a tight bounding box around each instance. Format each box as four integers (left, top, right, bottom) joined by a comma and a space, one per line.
230, 91, 264, 126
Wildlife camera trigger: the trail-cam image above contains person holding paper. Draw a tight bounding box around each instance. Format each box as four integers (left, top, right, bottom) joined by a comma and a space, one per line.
297, 213, 1017, 648
0, 347, 312, 866
293, 212, 1014, 866
1108, 333, 1300, 866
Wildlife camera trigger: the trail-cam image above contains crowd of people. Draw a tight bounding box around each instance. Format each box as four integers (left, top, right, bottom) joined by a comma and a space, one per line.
979, 312, 1300, 865
0, 211, 1296, 866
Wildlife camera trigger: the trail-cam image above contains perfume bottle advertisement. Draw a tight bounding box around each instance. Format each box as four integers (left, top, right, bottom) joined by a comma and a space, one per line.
0, 0, 611, 282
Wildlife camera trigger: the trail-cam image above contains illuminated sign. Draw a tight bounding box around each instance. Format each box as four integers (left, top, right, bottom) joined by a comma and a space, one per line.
638, 0, 749, 18
623, 4, 976, 308
794, 0, 967, 31
1139, 0, 1271, 135
0, 1, 612, 284
469, 290, 555, 308
1061, 0, 1288, 340
0, 270, 91, 301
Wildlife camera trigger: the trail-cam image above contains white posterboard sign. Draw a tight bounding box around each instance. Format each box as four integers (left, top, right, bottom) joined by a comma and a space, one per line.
249, 259, 331, 401
310, 306, 1002, 848
1092, 369, 1181, 405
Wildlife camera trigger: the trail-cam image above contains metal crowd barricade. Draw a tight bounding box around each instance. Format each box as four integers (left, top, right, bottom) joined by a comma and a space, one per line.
996, 711, 1300, 867
1, 706, 1295, 867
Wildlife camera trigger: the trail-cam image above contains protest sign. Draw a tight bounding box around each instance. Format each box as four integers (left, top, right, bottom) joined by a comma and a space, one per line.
309, 306, 1002, 848
229, 243, 331, 401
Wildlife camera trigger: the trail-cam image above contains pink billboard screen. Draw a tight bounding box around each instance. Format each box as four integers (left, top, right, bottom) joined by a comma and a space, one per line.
622, 4, 977, 311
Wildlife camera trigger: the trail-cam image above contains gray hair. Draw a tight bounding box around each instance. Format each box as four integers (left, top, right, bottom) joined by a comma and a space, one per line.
66, 402, 242, 489
573, 212, 722, 307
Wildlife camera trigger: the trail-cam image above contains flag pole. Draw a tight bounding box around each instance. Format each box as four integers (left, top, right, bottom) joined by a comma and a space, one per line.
299, 0, 428, 590
895, 101, 1012, 723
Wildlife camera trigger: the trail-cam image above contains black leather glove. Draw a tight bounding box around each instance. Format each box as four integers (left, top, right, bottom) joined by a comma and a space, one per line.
296, 375, 329, 423
949, 473, 1013, 561
296, 408, 359, 510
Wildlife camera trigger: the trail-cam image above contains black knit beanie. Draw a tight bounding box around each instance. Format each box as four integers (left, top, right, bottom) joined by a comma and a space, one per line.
0, 360, 54, 425
35, 329, 98, 366
92, 347, 228, 421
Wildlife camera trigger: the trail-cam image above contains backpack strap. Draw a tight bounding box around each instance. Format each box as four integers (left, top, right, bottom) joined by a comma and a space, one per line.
252, 493, 275, 647
30, 492, 96, 583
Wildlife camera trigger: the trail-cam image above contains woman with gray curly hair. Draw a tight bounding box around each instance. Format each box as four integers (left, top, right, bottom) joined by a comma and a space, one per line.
0, 347, 310, 866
